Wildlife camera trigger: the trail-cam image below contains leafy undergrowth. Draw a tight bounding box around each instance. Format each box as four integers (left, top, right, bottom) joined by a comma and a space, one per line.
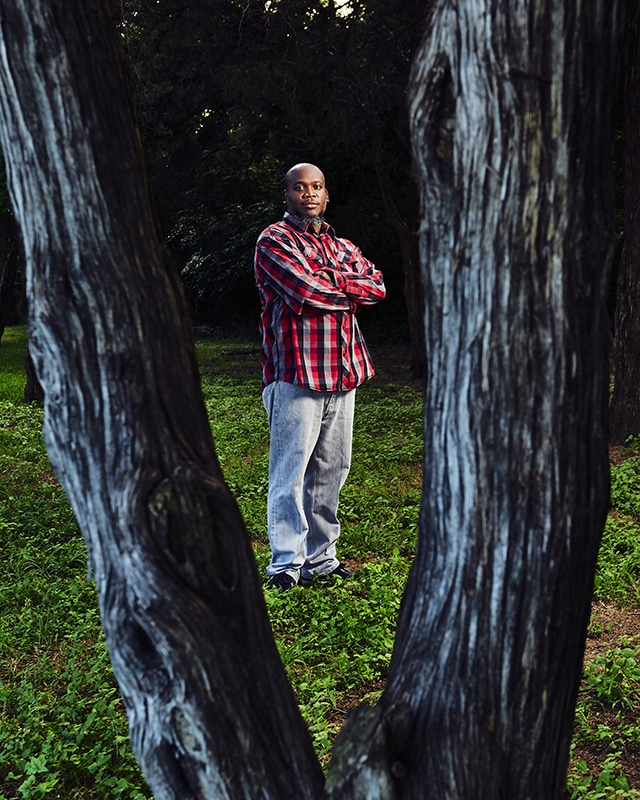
0, 424, 148, 795
0, 326, 638, 797
564, 440, 640, 799
568, 625, 640, 799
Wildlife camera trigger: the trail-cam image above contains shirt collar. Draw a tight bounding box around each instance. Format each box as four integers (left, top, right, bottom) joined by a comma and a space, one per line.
283, 211, 333, 236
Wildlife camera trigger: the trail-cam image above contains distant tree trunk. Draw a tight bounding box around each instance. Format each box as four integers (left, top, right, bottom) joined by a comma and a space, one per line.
361, 39, 429, 381
373, 158, 425, 380
0, 2, 323, 798
0, 216, 18, 340
0, 258, 16, 339
0, 0, 618, 799
372, 0, 617, 797
24, 347, 44, 403
609, 1, 640, 445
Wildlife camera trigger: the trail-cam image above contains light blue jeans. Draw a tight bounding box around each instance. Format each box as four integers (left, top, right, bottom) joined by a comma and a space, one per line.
262, 381, 355, 583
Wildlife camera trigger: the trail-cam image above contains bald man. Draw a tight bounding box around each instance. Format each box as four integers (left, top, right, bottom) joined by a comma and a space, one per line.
254, 163, 386, 590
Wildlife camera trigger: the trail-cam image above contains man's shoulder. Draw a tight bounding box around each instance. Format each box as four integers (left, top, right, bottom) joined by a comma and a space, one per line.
259, 219, 291, 235
257, 217, 296, 243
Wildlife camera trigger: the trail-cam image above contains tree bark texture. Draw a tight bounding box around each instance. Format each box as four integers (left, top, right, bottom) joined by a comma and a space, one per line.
0, 2, 324, 798
377, 1, 617, 798
609, 1, 640, 445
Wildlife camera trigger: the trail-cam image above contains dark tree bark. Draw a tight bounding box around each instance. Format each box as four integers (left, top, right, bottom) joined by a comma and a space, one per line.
370, 1, 617, 798
0, 1, 618, 799
609, 1, 640, 445
0, 2, 323, 798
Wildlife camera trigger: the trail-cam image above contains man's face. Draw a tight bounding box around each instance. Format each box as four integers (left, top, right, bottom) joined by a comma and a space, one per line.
284, 165, 329, 219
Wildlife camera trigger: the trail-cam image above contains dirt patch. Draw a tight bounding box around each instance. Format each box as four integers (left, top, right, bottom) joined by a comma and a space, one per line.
610, 445, 631, 466
584, 602, 640, 662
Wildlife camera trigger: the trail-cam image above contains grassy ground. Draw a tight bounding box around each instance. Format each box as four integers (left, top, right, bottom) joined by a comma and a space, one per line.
0, 325, 638, 798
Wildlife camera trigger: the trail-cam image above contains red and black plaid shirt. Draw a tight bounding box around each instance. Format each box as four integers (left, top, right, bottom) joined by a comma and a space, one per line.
255, 213, 386, 391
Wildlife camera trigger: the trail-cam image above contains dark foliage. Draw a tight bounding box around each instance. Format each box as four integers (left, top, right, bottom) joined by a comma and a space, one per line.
111, 0, 428, 330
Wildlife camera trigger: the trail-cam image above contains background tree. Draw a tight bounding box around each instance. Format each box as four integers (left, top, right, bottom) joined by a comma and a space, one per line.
114, 0, 429, 374
609, 0, 640, 445
0, 1, 617, 800
0, 159, 41, 400
0, 156, 19, 340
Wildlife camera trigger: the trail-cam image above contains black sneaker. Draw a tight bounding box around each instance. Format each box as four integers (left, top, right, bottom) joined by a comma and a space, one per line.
301, 562, 359, 586
327, 562, 359, 581
267, 573, 298, 591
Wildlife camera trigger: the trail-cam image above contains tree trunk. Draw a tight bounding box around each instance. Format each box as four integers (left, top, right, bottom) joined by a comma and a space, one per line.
24, 346, 44, 403
0, 209, 18, 341
609, 1, 640, 445
372, 156, 426, 381
0, 3, 323, 798
0, 252, 16, 340
374, 0, 617, 798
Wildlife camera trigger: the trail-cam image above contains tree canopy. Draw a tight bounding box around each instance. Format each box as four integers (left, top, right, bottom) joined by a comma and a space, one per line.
112, 0, 428, 341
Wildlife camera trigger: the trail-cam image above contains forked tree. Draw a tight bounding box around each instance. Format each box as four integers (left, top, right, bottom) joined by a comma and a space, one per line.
0, 0, 617, 798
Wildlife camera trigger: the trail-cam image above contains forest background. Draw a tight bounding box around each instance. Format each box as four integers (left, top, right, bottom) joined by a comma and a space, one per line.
0, 0, 427, 375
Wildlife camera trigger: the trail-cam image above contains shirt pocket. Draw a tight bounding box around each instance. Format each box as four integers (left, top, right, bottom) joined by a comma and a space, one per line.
305, 248, 326, 270
335, 248, 355, 270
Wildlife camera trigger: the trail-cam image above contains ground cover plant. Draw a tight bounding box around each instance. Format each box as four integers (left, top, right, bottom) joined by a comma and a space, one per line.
0, 325, 638, 798
564, 444, 640, 799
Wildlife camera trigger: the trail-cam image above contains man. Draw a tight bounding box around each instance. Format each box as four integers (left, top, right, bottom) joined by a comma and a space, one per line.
254, 163, 386, 590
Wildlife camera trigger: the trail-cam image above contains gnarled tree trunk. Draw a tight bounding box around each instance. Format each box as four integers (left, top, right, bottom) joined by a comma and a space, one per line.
374, 0, 617, 798
0, 2, 323, 798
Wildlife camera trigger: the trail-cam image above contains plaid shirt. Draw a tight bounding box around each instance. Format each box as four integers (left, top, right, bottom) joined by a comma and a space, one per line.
255, 213, 386, 391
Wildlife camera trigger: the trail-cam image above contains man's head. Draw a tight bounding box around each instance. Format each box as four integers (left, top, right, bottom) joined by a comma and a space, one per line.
283, 163, 329, 224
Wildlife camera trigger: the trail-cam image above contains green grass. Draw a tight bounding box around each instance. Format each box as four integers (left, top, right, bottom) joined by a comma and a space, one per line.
0, 327, 419, 797
0, 325, 638, 797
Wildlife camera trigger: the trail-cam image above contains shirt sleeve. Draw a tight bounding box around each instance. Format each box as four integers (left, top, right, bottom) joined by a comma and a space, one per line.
255, 230, 352, 315
328, 238, 386, 308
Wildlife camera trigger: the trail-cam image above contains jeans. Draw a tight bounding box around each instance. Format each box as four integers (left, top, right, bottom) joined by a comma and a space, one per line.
262, 381, 355, 583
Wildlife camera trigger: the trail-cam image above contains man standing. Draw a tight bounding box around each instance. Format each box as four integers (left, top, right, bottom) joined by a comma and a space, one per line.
254, 163, 386, 590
